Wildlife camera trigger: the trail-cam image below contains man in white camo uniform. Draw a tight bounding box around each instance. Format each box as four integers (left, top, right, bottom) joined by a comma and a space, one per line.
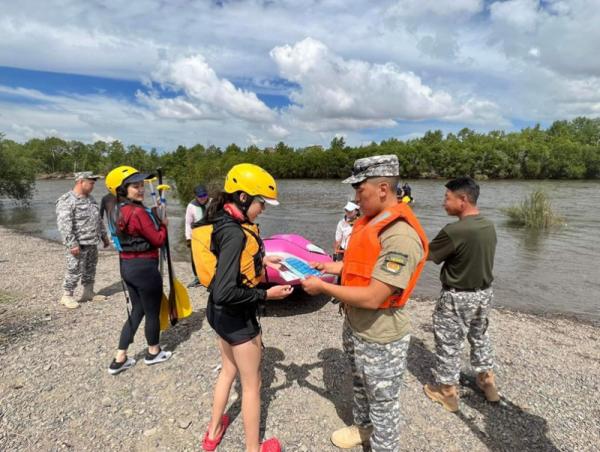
56, 171, 109, 308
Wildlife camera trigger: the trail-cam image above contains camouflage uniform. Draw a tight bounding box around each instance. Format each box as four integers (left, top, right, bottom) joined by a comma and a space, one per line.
338, 154, 424, 452
56, 182, 106, 293
432, 287, 494, 385
343, 324, 409, 452
342, 154, 402, 184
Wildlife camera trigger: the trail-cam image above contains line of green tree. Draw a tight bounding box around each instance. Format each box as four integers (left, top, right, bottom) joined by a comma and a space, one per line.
1, 117, 599, 202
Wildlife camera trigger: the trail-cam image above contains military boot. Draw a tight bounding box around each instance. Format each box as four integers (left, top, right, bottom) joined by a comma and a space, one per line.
424, 383, 459, 412
477, 370, 500, 402
80, 284, 101, 302
59, 292, 79, 309
330, 425, 373, 449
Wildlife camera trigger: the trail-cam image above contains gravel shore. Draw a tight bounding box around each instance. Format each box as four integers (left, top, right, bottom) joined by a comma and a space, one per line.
1, 226, 598, 451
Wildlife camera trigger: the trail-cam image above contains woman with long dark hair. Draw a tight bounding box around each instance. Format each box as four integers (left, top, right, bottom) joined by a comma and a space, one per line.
192, 163, 292, 452
105, 165, 172, 375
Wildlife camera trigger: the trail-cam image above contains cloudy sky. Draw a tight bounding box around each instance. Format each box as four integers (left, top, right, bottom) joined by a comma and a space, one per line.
1, 0, 599, 150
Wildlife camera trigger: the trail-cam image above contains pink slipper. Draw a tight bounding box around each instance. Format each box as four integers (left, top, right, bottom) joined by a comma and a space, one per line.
201, 414, 230, 451
261, 437, 281, 452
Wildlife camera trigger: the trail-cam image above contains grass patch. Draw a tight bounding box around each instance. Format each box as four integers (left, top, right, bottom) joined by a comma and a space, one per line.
502, 189, 565, 229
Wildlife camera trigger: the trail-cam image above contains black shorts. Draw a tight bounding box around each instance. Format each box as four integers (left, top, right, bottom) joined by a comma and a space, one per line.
206, 300, 261, 345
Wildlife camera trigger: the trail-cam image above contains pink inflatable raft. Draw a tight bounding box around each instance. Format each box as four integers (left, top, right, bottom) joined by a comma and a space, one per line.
263, 234, 337, 286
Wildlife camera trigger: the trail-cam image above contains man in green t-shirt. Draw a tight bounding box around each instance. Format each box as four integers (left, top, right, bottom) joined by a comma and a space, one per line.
424, 176, 500, 412
302, 155, 427, 451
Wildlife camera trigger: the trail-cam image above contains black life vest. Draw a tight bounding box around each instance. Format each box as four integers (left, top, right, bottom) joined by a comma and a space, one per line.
108, 201, 160, 253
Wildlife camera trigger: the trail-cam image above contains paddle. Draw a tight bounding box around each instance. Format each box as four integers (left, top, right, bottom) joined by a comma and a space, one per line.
145, 176, 171, 330
145, 176, 166, 276
157, 168, 192, 328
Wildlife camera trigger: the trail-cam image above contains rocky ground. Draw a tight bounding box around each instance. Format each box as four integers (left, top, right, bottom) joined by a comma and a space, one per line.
0, 226, 598, 451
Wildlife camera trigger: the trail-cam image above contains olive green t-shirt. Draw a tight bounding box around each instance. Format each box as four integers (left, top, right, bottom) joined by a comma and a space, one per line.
428, 214, 497, 290
345, 220, 424, 344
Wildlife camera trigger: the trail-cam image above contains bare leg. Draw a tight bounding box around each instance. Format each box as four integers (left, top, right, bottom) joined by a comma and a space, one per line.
231, 335, 262, 452
208, 338, 238, 439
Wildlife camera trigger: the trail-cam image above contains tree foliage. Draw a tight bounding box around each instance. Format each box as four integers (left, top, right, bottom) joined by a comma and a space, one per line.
0, 134, 37, 200
1, 117, 599, 202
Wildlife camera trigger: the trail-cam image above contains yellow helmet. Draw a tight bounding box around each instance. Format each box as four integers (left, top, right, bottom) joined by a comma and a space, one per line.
105, 165, 140, 195
224, 163, 279, 205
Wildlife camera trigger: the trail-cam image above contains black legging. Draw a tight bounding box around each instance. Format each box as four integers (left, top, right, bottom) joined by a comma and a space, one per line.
118, 258, 163, 350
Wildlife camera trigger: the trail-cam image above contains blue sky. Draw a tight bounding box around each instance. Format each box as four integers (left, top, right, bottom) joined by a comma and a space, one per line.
0, 66, 293, 109
0, 0, 598, 150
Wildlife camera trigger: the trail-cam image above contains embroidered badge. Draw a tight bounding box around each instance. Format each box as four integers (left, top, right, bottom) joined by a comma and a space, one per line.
382, 252, 408, 274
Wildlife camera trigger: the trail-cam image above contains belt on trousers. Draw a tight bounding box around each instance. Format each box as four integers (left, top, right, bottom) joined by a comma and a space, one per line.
442, 285, 490, 292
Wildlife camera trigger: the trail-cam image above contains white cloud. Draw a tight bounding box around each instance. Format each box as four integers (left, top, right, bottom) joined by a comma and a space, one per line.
386, 0, 483, 18
91, 133, 117, 143
0, 0, 599, 148
268, 124, 290, 139
490, 0, 540, 32
0, 85, 275, 149
444, 98, 509, 127
270, 38, 503, 131
0, 17, 161, 79
136, 93, 222, 121
145, 55, 274, 123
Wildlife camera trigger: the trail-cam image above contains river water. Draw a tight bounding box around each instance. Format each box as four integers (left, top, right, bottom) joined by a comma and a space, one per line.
1, 179, 599, 321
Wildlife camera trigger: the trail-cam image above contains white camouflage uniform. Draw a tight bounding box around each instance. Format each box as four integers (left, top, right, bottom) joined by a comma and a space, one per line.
56, 185, 106, 293
432, 288, 494, 384
341, 154, 419, 452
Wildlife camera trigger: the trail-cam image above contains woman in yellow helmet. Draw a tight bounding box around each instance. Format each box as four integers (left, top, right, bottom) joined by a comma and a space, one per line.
193, 163, 291, 452
104, 166, 172, 375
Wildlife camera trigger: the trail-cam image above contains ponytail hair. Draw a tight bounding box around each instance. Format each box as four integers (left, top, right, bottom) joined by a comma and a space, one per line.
205, 191, 232, 221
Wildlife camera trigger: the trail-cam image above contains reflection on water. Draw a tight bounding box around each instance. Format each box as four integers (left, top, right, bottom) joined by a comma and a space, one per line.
0, 205, 40, 227
1, 178, 599, 321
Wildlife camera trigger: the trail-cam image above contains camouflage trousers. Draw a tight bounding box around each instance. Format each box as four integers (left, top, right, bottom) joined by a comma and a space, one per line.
63, 245, 98, 293
432, 288, 494, 385
343, 324, 409, 452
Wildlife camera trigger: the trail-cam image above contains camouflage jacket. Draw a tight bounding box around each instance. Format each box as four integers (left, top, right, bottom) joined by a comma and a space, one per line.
56, 191, 106, 248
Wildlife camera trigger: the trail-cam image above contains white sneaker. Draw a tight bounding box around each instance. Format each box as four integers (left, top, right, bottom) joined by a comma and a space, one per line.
108, 357, 136, 375
59, 293, 79, 309
144, 349, 172, 365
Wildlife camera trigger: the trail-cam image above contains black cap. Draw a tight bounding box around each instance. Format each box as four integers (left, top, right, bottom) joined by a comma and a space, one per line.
194, 184, 208, 197
123, 172, 155, 185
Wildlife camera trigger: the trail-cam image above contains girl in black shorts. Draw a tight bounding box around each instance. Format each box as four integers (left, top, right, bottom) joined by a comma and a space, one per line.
192, 164, 292, 452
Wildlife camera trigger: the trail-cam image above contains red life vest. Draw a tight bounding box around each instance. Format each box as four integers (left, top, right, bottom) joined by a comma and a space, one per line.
341, 203, 429, 309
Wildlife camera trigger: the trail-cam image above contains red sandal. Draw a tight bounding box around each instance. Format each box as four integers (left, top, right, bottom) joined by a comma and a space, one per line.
260, 437, 281, 452
201, 414, 230, 451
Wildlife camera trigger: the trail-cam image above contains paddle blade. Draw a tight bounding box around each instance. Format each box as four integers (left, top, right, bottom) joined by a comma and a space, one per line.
159, 293, 170, 331
173, 278, 192, 319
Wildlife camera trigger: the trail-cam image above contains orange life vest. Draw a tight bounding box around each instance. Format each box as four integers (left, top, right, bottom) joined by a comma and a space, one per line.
191, 221, 264, 289
341, 203, 429, 309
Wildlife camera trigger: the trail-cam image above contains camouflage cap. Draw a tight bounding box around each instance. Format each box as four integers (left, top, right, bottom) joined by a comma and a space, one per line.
342, 154, 399, 184
74, 171, 100, 181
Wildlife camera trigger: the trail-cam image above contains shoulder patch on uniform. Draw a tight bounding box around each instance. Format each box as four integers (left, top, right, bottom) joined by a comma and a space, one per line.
381, 252, 408, 274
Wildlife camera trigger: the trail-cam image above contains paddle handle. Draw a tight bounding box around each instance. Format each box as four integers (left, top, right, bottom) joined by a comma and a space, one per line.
157, 167, 178, 326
